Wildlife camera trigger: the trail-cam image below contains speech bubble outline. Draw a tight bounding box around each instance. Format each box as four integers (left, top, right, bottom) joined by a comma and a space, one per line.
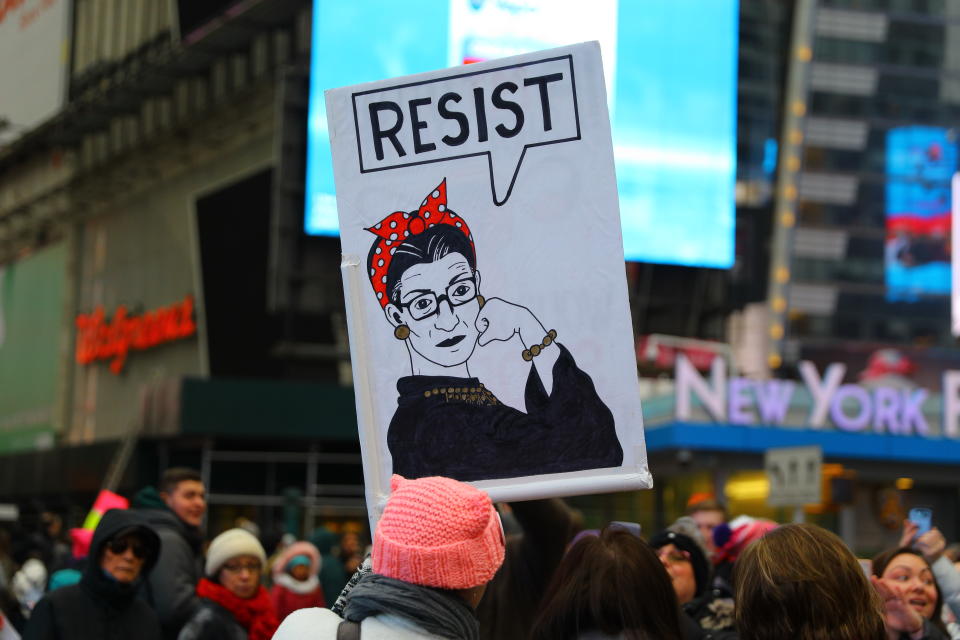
350, 54, 582, 207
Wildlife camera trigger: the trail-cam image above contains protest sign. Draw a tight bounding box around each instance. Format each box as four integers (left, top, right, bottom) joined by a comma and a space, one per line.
325, 42, 650, 515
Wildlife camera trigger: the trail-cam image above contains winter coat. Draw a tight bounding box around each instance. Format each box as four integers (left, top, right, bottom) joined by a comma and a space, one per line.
10, 560, 45, 619
680, 611, 739, 640
270, 576, 324, 623
0, 612, 21, 640
135, 488, 204, 640
22, 509, 162, 640
177, 601, 246, 640
684, 586, 737, 638
270, 542, 324, 621
0, 587, 25, 637
273, 607, 448, 640
933, 556, 960, 621
309, 529, 347, 606
898, 619, 949, 640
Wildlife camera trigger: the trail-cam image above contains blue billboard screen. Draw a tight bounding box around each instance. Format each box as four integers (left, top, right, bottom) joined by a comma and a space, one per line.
885, 126, 956, 301
306, 0, 739, 268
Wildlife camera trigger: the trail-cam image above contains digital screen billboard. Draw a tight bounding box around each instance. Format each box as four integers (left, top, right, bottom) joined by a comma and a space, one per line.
306, 0, 738, 268
885, 126, 956, 301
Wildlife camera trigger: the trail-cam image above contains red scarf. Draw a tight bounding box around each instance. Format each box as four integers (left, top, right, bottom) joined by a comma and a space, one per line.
196, 578, 279, 640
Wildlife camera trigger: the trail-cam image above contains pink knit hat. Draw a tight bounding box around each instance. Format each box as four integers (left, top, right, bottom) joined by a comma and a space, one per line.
373, 475, 505, 590
713, 516, 778, 565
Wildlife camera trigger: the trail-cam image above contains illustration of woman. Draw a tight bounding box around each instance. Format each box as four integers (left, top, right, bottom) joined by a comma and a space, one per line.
366, 179, 623, 481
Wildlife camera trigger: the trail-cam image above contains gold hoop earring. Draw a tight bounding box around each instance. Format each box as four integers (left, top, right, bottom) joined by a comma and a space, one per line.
476, 295, 485, 309
394, 325, 410, 340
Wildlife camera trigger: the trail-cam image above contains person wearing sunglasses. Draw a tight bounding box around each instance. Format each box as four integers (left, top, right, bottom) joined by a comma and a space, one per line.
23, 508, 162, 640
178, 528, 278, 640
364, 179, 623, 483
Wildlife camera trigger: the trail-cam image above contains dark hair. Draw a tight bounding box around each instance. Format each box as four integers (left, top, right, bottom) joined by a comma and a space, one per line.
735, 523, 885, 640
159, 468, 202, 495
529, 526, 684, 640
368, 222, 476, 308
871, 546, 946, 636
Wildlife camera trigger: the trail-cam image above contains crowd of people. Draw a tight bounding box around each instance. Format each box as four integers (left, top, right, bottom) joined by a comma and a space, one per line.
0, 471, 959, 639
0, 468, 358, 640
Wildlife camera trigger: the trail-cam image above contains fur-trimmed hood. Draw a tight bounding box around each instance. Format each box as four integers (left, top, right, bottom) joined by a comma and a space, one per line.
271, 541, 321, 579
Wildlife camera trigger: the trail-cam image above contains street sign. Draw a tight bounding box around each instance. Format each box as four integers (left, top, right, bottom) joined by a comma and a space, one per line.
765, 445, 822, 507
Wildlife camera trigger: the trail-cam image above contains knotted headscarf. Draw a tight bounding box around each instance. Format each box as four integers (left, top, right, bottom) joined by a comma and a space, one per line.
366, 179, 474, 307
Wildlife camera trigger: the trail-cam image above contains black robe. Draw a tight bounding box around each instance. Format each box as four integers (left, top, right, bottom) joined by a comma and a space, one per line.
387, 344, 624, 481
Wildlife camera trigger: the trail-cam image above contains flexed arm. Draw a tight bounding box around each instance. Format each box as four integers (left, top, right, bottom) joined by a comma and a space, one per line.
475, 298, 560, 394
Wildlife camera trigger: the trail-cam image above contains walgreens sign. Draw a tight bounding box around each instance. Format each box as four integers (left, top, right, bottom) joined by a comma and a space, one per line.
675, 355, 960, 439
75, 295, 197, 374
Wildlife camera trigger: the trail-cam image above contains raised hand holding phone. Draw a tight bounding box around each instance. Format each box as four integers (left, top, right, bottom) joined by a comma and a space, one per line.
909, 507, 932, 537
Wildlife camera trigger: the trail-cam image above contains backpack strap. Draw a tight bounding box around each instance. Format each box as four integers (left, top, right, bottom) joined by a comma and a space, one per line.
337, 619, 361, 640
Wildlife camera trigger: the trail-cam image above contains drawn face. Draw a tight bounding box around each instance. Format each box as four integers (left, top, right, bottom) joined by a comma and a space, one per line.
386, 252, 481, 368
881, 553, 938, 620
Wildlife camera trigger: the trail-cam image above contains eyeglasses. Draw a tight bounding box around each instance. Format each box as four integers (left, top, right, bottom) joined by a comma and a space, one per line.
107, 538, 147, 559
222, 561, 262, 574
658, 548, 691, 565
398, 277, 477, 321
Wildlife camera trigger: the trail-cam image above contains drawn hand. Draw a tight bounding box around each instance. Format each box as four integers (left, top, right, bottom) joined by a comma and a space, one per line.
475, 298, 545, 348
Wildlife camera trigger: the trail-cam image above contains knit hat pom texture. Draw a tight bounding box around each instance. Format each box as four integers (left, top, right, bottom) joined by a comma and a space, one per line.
373, 475, 505, 590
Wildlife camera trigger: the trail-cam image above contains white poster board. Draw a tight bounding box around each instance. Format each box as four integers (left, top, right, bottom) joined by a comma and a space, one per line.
325, 42, 650, 517
0, 0, 71, 144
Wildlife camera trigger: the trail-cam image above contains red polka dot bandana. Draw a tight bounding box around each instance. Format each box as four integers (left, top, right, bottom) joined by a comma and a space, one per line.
366, 178, 474, 307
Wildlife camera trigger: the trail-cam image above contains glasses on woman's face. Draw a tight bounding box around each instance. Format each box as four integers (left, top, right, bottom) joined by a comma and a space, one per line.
107, 537, 147, 559
222, 561, 261, 574
399, 277, 477, 321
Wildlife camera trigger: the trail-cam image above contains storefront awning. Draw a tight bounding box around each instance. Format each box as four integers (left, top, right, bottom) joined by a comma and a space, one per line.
646, 422, 960, 465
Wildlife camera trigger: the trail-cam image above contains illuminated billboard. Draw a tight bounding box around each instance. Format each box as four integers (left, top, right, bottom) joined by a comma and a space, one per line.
306, 0, 739, 268
885, 126, 956, 301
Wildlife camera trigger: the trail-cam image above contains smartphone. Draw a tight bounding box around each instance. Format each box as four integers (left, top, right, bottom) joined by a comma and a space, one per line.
908, 507, 933, 537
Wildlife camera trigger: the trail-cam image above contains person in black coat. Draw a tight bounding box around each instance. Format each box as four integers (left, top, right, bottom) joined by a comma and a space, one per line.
134, 468, 207, 640
23, 508, 162, 640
